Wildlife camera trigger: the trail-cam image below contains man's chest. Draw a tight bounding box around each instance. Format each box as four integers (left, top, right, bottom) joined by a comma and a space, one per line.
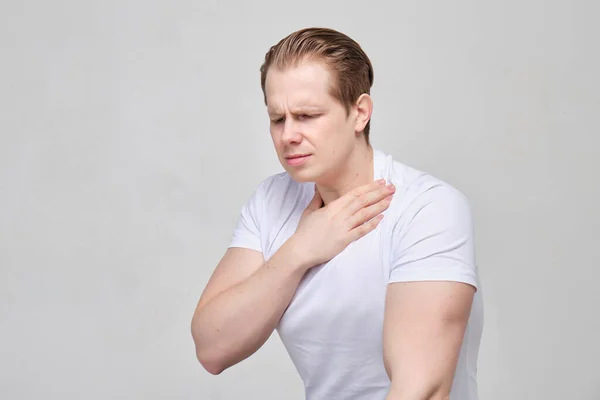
276, 229, 390, 343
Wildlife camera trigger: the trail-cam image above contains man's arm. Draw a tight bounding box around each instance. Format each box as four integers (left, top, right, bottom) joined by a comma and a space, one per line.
383, 281, 475, 400
191, 241, 311, 375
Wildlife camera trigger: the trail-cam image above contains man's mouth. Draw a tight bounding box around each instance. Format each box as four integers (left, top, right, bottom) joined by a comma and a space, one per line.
285, 154, 311, 159
285, 154, 312, 166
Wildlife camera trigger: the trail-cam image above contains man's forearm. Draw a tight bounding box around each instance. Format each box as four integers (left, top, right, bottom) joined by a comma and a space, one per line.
191, 237, 311, 374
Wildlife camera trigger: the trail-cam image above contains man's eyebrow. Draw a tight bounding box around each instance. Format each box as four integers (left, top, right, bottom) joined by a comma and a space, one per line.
294, 105, 324, 111
267, 108, 281, 116
268, 105, 324, 115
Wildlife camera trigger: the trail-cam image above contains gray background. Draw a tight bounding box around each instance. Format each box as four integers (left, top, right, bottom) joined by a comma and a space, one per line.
1, 0, 598, 399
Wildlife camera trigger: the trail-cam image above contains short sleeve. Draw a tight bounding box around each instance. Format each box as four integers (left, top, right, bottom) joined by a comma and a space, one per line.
389, 184, 479, 291
228, 183, 264, 253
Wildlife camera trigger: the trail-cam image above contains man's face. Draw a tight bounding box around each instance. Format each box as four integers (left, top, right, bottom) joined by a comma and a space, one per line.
264, 60, 358, 183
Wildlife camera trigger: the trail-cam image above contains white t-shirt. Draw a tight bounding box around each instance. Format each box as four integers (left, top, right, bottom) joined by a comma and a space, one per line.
229, 148, 484, 400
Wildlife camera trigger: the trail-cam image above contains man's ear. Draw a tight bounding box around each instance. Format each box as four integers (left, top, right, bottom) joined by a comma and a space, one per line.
354, 93, 373, 134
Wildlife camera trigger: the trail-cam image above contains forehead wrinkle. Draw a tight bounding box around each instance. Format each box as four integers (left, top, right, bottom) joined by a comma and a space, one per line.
267, 97, 324, 115
265, 65, 332, 114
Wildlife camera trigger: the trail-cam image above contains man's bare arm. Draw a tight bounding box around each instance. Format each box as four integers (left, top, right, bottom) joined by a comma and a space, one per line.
383, 281, 475, 400
191, 241, 312, 375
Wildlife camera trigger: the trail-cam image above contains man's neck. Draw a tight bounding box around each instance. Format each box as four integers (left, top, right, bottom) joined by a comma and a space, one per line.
317, 144, 374, 206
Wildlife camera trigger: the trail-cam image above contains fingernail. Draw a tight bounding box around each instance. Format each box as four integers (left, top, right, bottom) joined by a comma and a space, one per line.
387, 184, 396, 191
377, 179, 385, 185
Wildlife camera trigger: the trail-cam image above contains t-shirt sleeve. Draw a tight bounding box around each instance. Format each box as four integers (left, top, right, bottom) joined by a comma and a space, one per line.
228, 182, 264, 253
389, 184, 479, 290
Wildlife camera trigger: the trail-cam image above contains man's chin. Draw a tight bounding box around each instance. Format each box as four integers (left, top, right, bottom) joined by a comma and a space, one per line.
284, 166, 318, 183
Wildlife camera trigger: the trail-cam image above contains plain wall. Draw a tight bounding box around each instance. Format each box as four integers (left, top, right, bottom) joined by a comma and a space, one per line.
1, 0, 598, 399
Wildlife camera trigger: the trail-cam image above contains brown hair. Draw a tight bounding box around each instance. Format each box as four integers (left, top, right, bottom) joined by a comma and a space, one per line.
260, 27, 374, 144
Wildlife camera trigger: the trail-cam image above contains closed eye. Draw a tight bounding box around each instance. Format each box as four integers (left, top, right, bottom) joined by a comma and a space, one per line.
270, 114, 320, 124
297, 114, 318, 121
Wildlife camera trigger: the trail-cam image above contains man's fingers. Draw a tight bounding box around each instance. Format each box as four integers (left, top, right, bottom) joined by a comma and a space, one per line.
331, 179, 387, 210
346, 195, 392, 229
343, 183, 395, 216
349, 213, 385, 241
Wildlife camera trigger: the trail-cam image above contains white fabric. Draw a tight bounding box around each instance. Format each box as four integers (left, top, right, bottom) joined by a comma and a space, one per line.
229, 148, 484, 400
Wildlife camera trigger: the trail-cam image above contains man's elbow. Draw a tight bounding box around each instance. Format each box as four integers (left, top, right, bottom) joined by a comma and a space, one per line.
191, 325, 227, 375
196, 350, 226, 375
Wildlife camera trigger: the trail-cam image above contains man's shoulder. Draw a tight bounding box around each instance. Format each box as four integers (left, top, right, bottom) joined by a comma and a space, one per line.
382, 154, 471, 215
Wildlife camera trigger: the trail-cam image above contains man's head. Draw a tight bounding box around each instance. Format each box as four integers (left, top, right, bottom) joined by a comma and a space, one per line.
260, 28, 374, 183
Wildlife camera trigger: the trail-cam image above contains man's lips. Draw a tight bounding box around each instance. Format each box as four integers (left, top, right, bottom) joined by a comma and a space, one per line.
285, 154, 312, 166
285, 154, 311, 159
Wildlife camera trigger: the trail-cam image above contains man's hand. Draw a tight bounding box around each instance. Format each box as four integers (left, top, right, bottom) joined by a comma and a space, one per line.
290, 178, 396, 267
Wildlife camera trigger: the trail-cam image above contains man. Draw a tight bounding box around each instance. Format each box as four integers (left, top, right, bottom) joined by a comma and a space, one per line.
191, 27, 483, 400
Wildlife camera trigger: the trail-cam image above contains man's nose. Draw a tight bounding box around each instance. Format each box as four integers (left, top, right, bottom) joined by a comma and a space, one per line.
281, 118, 302, 144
